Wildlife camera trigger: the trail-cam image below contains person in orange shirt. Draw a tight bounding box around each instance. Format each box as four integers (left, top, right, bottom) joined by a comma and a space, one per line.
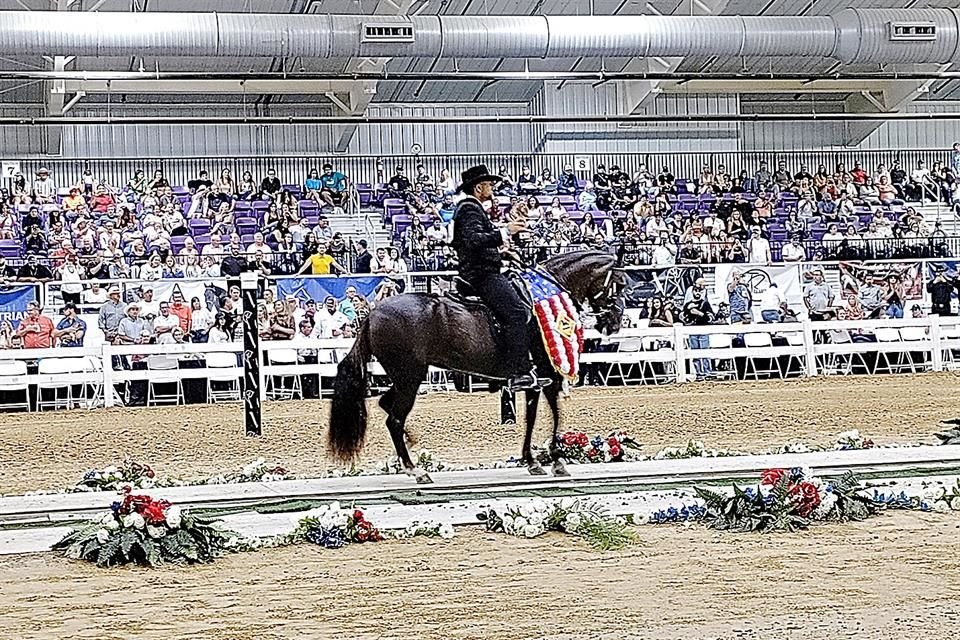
168, 290, 193, 333
15, 302, 55, 349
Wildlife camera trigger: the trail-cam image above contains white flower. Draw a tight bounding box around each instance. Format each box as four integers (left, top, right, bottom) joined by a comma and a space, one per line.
559, 497, 576, 511
512, 516, 528, 530
437, 523, 455, 539
164, 506, 182, 528
104, 517, 120, 531
121, 512, 145, 529
950, 496, 960, 511
501, 515, 515, 530
328, 501, 341, 513
146, 524, 166, 539
96, 528, 111, 543
935, 501, 952, 513
100, 512, 116, 526
522, 524, 542, 538
518, 504, 534, 518
530, 499, 548, 514
527, 513, 544, 527
102, 466, 118, 475
564, 512, 582, 530
921, 488, 941, 503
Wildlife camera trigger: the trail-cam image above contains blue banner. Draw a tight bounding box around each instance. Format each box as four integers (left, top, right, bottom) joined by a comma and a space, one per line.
0, 286, 37, 328
275, 276, 384, 303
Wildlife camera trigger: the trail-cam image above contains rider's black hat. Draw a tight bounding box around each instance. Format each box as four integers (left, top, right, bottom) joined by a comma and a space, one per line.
458, 164, 501, 194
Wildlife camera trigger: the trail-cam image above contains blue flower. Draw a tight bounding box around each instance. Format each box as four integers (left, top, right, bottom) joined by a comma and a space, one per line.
305, 526, 347, 549
743, 488, 757, 500
83, 470, 97, 481
110, 501, 121, 513
789, 467, 805, 481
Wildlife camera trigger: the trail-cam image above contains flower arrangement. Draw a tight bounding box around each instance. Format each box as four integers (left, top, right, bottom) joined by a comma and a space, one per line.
53, 487, 240, 567
652, 440, 740, 460
388, 520, 456, 540
537, 431, 641, 465
202, 458, 293, 485
75, 459, 159, 492
291, 503, 383, 549
834, 429, 875, 450
478, 497, 635, 550
693, 468, 885, 533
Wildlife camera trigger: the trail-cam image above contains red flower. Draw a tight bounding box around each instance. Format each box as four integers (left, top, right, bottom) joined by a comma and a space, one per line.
145, 467, 156, 479
141, 501, 168, 525
789, 481, 821, 517
761, 468, 788, 486
576, 432, 589, 447
608, 444, 622, 460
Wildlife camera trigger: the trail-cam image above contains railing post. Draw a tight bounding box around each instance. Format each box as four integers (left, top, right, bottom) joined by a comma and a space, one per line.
101, 342, 114, 408
931, 314, 943, 372
673, 323, 686, 383
802, 319, 817, 378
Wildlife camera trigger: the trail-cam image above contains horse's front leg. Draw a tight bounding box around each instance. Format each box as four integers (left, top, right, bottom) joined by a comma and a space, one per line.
522, 389, 547, 475
543, 383, 569, 477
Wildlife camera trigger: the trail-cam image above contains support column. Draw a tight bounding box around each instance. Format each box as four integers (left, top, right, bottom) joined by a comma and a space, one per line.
240, 271, 262, 437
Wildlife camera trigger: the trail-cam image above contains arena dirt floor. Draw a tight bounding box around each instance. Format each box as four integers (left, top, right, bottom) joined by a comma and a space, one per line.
3, 374, 960, 638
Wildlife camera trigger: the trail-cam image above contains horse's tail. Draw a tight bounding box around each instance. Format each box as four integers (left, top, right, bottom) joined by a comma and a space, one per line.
328, 317, 372, 462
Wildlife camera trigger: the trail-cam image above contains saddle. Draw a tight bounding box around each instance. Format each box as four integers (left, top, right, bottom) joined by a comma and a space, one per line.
445, 272, 532, 310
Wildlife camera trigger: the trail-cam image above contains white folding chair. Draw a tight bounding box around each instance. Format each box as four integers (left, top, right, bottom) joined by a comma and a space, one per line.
873, 328, 912, 374
37, 357, 88, 411
0, 360, 31, 412
708, 333, 736, 380
206, 352, 242, 403
782, 331, 807, 377
942, 324, 960, 370
742, 332, 781, 379
614, 338, 646, 385
265, 348, 302, 400
146, 355, 185, 406
898, 326, 931, 372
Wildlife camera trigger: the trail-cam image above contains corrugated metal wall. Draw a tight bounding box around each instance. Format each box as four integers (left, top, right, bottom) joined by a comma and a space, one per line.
534, 83, 741, 154
347, 103, 533, 155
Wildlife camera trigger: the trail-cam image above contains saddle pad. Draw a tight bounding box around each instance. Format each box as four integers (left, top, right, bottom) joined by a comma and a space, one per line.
522, 269, 584, 381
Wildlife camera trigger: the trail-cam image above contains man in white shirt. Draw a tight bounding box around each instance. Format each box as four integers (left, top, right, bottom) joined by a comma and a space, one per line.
645, 213, 668, 238
312, 296, 350, 338
178, 236, 199, 265
152, 300, 180, 339
138, 286, 161, 325
746, 226, 771, 264
651, 236, 676, 268
202, 234, 225, 264
781, 235, 806, 262
32, 168, 56, 204
759, 283, 784, 323
313, 217, 335, 243
246, 232, 273, 264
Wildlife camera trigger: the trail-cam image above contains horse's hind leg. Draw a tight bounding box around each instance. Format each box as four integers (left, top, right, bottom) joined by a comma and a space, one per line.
385, 370, 432, 484
543, 382, 569, 477
522, 390, 547, 476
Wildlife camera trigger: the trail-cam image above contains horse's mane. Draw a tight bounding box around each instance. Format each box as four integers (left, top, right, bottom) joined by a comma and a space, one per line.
540, 249, 618, 301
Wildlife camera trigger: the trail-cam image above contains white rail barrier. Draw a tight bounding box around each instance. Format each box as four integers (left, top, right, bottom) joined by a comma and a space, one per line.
0, 314, 957, 412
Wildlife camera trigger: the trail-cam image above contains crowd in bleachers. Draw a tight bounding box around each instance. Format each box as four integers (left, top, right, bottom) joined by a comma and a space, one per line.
379, 147, 960, 269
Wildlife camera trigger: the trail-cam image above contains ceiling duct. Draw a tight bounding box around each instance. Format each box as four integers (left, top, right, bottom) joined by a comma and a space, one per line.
0, 8, 958, 64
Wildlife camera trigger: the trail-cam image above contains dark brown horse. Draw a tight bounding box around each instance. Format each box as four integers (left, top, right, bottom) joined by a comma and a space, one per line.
327, 249, 625, 482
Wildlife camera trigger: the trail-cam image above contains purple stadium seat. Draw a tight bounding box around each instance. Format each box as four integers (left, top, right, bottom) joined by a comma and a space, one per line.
188, 218, 211, 236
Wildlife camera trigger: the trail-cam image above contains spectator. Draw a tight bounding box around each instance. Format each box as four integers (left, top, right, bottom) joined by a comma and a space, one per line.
208, 313, 231, 343
759, 283, 784, 323
517, 166, 539, 195
300, 241, 345, 275
267, 300, 295, 340
152, 300, 180, 341
388, 166, 411, 199
54, 302, 86, 347
647, 296, 674, 327
238, 171, 257, 200
927, 265, 956, 316
352, 239, 371, 274
882, 274, 905, 319
802, 269, 834, 321
314, 296, 351, 338
169, 291, 192, 333
746, 226, 771, 264
23, 225, 48, 256
247, 232, 273, 264
681, 280, 714, 380
754, 161, 773, 192
98, 285, 126, 342
260, 169, 282, 200
781, 235, 806, 263
16, 302, 55, 348
727, 270, 753, 323
58, 251, 85, 304
17, 254, 53, 282
32, 167, 56, 204
83, 282, 108, 305
220, 246, 248, 277
436, 169, 456, 196
138, 285, 160, 322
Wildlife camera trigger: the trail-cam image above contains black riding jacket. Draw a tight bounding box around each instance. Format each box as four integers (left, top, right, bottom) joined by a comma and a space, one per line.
451, 196, 505, 283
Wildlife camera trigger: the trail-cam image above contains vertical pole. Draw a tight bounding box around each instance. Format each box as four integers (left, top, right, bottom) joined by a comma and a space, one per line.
240, 271, 262, 437
802, 318, 817, 378
500, 387, 517, 424
931, 314, 943, 372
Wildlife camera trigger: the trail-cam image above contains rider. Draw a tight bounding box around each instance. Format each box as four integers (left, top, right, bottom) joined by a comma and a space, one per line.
452, 165, 538, 391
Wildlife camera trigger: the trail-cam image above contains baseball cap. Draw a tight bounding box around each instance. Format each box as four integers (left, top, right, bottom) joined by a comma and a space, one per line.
108, 285, 121, 294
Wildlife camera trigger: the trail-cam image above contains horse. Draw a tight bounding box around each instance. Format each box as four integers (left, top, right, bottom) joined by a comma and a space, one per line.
327, 249, 626, 483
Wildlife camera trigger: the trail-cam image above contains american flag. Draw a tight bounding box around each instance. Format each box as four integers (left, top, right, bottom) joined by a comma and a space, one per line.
522, 269, 584, 381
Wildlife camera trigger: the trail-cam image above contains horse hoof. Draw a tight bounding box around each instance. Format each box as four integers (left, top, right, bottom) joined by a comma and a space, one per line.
528, 463, 548, 476
552, 461, 570, 477
404, 468, 433, 484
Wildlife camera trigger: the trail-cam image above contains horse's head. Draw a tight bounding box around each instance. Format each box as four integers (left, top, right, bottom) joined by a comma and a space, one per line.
542, 250, 626, 336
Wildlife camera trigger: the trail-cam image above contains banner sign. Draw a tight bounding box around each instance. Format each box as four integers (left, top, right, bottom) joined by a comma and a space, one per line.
714, 264, 806, 320
0, 161, 20, 179
0, 285, 37, 328
838, 262, 923, 300
275, 276, 384, 303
